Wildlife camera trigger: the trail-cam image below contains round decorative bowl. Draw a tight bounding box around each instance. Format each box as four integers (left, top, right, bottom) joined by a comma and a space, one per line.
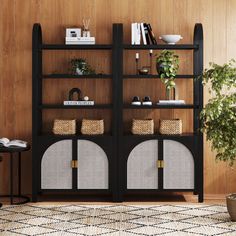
159, 35, 183, 44
139, 67, 149, 75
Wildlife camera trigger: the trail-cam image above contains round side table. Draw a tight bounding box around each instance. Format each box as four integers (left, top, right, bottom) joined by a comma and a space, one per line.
0, 145, 31, 205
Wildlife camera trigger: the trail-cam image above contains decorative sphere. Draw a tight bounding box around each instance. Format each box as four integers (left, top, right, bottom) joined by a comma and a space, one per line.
84, 96, 89, 101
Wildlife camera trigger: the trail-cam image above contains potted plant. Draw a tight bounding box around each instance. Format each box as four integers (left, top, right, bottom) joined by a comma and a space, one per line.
200, 59, 236, 221
71, 58, 95, 75
156, 50, 179, 99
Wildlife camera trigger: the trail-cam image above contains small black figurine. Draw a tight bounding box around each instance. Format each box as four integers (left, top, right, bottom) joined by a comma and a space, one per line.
131, 96, 141, 105
142, 96, 152, 105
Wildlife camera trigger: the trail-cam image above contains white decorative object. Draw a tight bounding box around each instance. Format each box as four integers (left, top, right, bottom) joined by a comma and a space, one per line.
66, 28, 81, 38
84, 96, 89, 101
159, 35, 183, 44
76, 68, 83, 75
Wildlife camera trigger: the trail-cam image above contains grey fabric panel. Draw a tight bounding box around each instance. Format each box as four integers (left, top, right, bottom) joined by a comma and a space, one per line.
77, 140, 108, 189
127, 140, 158, 189
163, 140, 194, 189
41, 140, 72, 189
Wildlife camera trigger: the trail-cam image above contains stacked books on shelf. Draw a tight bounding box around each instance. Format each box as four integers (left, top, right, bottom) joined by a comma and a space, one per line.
65, 37, 95, 45
64, 100, 95, 106
131, 23, 157, 45
157, 100, 185, 105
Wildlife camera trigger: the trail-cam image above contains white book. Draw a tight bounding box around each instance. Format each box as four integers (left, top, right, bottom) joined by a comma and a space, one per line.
65, 37, 95, 41
0, 137, 27, 148
136, 23, 141, 45
133, 23, 138, 45
140, 23, 147, 45
158, 100, 185, 104
131, 23, 135, 44
64, 101, 95, 106
65, 41, 95, 45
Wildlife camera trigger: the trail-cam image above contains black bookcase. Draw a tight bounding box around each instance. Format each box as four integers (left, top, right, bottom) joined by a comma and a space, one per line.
32, 23, 203, 202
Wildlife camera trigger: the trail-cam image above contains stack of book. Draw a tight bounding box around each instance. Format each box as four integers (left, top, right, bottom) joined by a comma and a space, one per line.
131, 23, 157, 45
64, 100, 94, 106
65, 37, 95, 45
157, 100, 185, 105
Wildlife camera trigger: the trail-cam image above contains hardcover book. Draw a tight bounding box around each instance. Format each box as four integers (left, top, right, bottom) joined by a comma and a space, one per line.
0, 138, 27, 148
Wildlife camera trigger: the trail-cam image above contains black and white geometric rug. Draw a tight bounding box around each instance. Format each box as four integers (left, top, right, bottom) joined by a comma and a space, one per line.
0, 204, 236, 235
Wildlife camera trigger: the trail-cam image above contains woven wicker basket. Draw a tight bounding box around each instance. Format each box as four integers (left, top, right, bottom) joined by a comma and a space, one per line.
159, 119, 182, 135
131, 119, 154, 135
81, 119, 104, 135
53, 119, 76, 135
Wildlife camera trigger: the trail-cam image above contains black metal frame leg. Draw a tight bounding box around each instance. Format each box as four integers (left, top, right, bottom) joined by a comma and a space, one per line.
10, 153, 13, 204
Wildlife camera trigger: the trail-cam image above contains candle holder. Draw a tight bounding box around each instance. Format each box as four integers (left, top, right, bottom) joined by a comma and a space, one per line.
149, 50, 153, 74
135, 53, 139, 74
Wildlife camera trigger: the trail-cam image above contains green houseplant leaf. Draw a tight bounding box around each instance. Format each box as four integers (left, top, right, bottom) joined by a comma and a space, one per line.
156, 50, 179, 89
200, 59, 236, 166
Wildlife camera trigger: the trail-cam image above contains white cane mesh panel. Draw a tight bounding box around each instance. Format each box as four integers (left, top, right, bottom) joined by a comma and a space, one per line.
41, 140, 72, 189
127, 140, 158, 189
163, 140, 194, 189
77, 140, 108, 189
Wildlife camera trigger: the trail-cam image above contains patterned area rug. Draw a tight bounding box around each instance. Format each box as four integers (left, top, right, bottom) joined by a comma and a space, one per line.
0, 204, 236, 235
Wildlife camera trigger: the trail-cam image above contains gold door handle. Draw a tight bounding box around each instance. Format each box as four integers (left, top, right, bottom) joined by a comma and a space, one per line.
71, 160, 78, 168
157, 160, 164, 168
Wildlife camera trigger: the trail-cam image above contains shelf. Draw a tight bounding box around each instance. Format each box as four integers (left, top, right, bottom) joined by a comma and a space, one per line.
41, 44, 112, 50
123, 74, 197, 79
123, 104, 198, 109
123, 44, 198, 50
42, 74, 112, 79
124, 133, 197, 137
39, 104, 113, 109
39, 134, 112, 139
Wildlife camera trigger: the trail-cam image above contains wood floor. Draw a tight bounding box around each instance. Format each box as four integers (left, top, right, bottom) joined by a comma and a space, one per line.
0, 194, 226, 205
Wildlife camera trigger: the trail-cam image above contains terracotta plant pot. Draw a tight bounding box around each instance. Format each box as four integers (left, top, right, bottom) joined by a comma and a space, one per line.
226, 194, 236, 221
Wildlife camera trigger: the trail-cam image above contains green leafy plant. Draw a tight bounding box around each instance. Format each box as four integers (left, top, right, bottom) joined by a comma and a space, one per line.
156, 50, 179, 89
200, 59, 236, 166
71, 58, 95, 75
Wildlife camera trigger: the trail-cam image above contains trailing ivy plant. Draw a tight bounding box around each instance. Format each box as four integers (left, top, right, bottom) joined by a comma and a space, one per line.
200, 59, 236, 166
71, 58, 95, 75
156, 50, 179, 89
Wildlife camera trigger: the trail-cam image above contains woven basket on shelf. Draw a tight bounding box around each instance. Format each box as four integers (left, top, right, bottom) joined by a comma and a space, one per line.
81, 119, 104, 135
53, 119, 76, 135
131, 119, 154, 135
159, 119, 182, 135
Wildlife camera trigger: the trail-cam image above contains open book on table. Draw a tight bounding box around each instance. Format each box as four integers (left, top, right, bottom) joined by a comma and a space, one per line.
0, 137, 27, 148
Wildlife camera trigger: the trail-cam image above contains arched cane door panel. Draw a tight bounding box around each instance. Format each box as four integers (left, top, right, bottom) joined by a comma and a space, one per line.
77, 140, 108, 189
127, 140, 158, 189
41, 140, 72, 189
163, 140, 194, 189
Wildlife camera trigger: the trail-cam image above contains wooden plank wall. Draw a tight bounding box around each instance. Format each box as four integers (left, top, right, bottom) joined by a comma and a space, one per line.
0, 0, 236, 195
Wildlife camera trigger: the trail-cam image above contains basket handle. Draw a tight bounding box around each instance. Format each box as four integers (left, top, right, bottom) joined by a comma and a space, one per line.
69, 88, 82, 101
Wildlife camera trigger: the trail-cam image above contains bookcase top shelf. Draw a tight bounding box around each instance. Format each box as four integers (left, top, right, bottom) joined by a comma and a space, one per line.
40, 44, 198, 50
41, 44, 112, 50
123, 44, 198, 50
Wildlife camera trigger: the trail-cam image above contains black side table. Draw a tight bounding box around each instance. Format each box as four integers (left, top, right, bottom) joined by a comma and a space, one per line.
0, 145, 31, 205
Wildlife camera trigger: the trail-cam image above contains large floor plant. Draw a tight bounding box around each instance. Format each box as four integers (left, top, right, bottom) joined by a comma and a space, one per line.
202, 60, 236, 221
200, 59, 236, 166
